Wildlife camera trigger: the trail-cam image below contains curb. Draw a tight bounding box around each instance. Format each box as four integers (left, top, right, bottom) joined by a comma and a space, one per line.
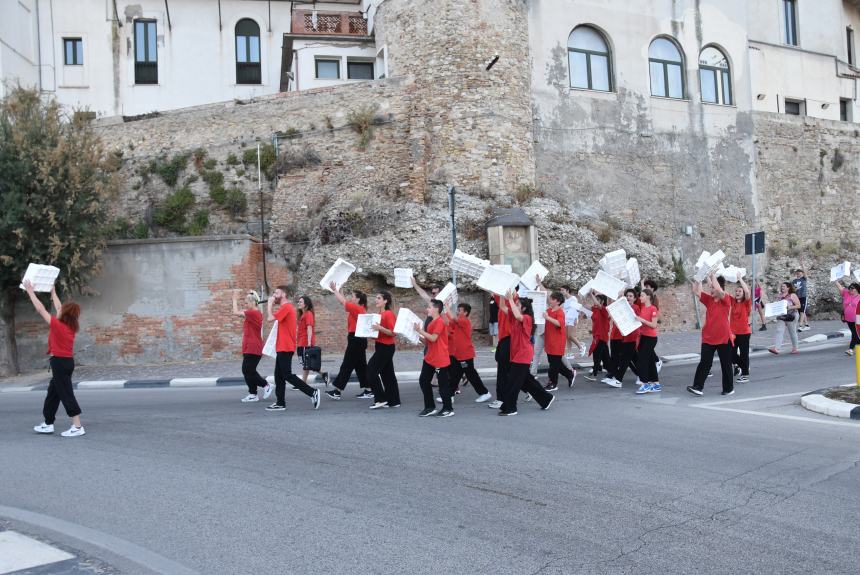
801, 386, 860, 420
0, 330, 847, 394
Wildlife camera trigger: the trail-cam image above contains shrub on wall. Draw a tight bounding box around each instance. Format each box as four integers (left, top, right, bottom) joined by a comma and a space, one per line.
154, 186, 195, 233
155, 153, 190, 187
222, 189, 248, 217
188, 209, 210, 235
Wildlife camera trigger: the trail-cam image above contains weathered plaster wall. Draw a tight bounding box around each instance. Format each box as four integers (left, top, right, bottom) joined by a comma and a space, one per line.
14, 236, 290, 368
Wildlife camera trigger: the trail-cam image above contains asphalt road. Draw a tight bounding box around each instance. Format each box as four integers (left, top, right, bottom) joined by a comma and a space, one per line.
1, 345, 859, 575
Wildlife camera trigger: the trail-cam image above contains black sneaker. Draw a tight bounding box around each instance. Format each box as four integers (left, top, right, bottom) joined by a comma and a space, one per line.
733, 366, 741, 377
721, 390, 735, 396
266, 403, 286, 411
434, 409, 454, 418
387, 403, 401, 408
686, 386, 703, 396
418, 408, 437, 417
544, 383, 558, 392
568, 369, 577, 388
584, 372, 598, 381
498, 410, 517, 416
759, 324, 767, 331
325, 389, 342, 400
542, 395, 555, 411
322, 372, 330, 387
737, 375, 749, 383
356, 389, 374, 399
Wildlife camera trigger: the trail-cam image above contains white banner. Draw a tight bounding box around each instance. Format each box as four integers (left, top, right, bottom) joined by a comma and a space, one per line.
355, 314, 382, 338
394, 307, 423, 345
393, 268, 413, 288
262, 323, 278, 357
764, 300, 788, 318
320, 258, 356, 292
523, 290, 547, 325
19, 263, 60, 292
606, 298, 642, 337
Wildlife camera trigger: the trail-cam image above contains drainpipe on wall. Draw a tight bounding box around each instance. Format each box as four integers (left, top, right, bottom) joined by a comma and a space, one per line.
35, 0, 42, 91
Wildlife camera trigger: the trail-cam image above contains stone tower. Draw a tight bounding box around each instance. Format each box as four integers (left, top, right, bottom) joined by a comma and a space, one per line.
373, 0, 535, 201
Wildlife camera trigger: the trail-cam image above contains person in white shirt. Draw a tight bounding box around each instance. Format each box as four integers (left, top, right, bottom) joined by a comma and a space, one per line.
560, 286, 587, 359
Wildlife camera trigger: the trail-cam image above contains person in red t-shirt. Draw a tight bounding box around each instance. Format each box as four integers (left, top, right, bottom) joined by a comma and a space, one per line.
634, 289, 660, 394
415, 299, 454, 417
543, 291, 576, 391
499, 291, 554, 415
266, 285, 321, 411
488, 291, 518, 410
326, 283, 371, 400
445, 302, 492, 403
688, 273, 735, 396
584, 292, 611, 381
24, 280, 85, 437
604, 289, 640, 388
297, 295, 328, 386
730, 277, 752, 383
367, 291, 401, 409
232, 289, 272, 403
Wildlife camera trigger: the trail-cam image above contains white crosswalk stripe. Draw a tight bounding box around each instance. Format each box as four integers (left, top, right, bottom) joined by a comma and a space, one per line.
0, 530, 75, 574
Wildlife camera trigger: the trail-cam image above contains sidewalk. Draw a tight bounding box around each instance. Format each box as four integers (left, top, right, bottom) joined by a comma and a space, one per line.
0, 320, 849, 392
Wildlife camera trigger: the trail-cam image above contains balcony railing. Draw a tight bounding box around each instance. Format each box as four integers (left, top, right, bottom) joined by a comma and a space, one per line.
290, 10, 368, 36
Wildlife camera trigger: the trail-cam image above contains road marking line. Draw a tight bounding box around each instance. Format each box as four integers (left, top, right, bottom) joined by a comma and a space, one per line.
692, 405, 860, 428
0, 530, 74, 574
698, 392, 804, 406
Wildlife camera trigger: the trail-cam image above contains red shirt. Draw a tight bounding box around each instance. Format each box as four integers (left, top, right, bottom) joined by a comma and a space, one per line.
345, 302, 365, 334
274, 303, 298, 353
242, 309, 264, 355
496, 294, 519, 340
591, 306, 609, 342
510, 314, 534, 365
730, 298, 752, 335
544, 308, 566, 356
424, 316, 450, 368
297, 310, 316, 347
637, 305, 659, 337
450, 316, 476, 361
48, 316, 75, 358
700, 293, 732, 345
376, 309, 396, 345
622, 303, 641, 342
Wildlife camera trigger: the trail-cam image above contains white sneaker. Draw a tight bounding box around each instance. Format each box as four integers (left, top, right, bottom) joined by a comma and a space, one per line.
312, 389, 321, 410
34, 422, 54, 434
475, 393, 492, 403
61, 425, 85, 437
579, 344, 587, 357
523, 392, 532, 402
241, 394, 259, 403
604, 378, 622, 388
656, 360, 663, 373
487, 400, 503, 409
369, 401, 388, 410
262, 383, 273, 400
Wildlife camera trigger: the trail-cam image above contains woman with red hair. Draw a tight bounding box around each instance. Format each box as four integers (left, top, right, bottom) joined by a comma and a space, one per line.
24, 280, 85, 437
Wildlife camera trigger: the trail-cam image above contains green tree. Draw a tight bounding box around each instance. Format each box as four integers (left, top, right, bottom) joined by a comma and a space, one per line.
0, 87, 119, 375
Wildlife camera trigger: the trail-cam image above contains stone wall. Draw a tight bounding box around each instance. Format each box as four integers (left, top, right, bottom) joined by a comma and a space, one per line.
753, 112, 860, 316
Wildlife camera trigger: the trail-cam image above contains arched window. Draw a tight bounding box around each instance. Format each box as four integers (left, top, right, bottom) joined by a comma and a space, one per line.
568, 26, 612, 91
649, 37, 685, 99
699, 46, 732, 105
236, 19, 261, 85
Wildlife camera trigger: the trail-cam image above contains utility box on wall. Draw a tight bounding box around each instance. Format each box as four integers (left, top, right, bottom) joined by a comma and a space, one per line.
486, 208, 538, 275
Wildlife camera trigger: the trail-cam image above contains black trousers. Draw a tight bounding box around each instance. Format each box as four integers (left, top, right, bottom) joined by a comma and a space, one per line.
368, 343, 399, 405
732, 333, 750, 375
613, 341, 638, 381
418, 362, 452, 410
609, 339, 623, 377
495, 337, 511, 400
43, 356, 80, 425
637, 336, 659, 384
502, 362, 553, 413
592, 340, 610, 373
692, 342, 734, 393
547, 354, 573, 385
275, 352, 315, 405
448, 357, 489, 396
846, 321, 860, 350
333, 333, 369, 391
242, 353, 268, 394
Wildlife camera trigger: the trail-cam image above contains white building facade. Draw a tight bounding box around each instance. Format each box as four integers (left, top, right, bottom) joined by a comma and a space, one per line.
0, 0, 377, 117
